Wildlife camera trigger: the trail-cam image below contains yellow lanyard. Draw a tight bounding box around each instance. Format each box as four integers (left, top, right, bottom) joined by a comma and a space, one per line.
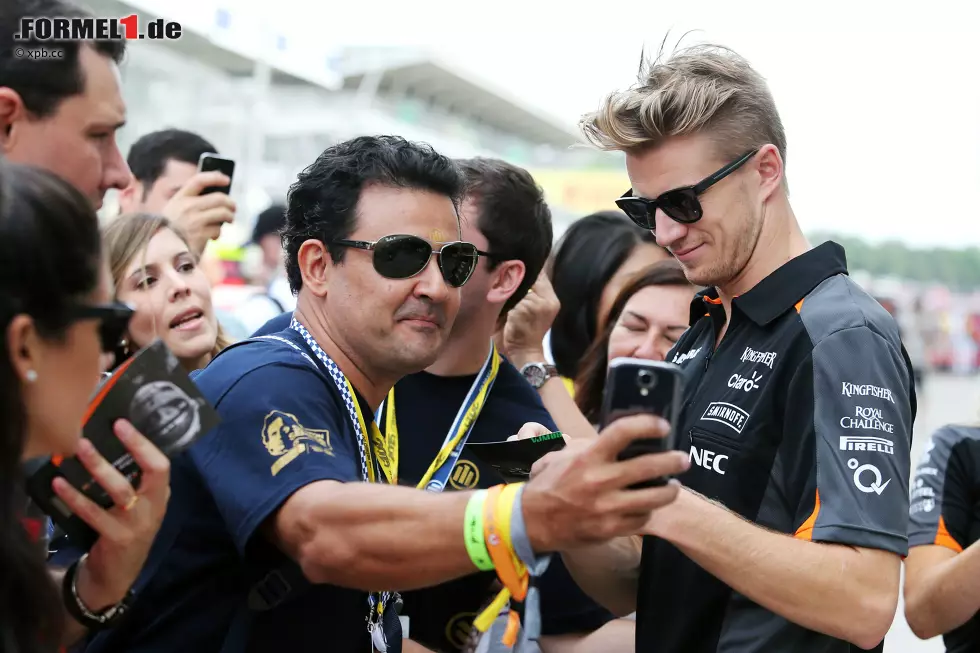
382, 342, 500, 490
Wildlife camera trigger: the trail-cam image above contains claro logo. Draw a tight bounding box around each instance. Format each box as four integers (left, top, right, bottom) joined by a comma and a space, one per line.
690, 445, 728, 475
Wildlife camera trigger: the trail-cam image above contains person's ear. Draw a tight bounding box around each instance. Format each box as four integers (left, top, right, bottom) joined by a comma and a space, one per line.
6, 315, 42, 384
0, 87, 29, 153
485, 260, 525, 306
298, 239, 332, 297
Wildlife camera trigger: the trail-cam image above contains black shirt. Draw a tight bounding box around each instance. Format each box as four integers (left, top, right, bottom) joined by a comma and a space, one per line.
637, 242, 916, 653
908, 424, 980, 653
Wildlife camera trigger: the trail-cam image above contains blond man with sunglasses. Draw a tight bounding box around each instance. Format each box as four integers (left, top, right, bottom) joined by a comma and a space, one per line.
557, 44, 917, 653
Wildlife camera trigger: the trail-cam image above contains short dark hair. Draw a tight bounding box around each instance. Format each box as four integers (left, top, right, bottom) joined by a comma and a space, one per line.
0, 0, 126, 118
252, 203, 286, 244
549, 210, 660, 378
0, 161, 103, 653
456, 158, 552, 314
282, 135, 465, 293
574, 259, 694, 422
127, 129, 217, 188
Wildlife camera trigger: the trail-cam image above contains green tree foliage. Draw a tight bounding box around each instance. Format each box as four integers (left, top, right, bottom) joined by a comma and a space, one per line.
810, 232, 980, 290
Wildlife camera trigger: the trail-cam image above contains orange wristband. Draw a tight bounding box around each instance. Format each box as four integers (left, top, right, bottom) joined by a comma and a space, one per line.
484, 484, 528, 601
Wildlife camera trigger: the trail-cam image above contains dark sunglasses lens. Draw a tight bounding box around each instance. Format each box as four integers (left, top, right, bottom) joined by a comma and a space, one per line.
615, 198, 655, 230
373, 236, 432, 279
659, 189, 703, 224
439, 243, 478, 288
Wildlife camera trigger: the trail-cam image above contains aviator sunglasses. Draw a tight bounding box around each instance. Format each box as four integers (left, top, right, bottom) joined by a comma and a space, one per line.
615, 149, 759, 234
332, 234, 485, 288
66, 302, 135, 354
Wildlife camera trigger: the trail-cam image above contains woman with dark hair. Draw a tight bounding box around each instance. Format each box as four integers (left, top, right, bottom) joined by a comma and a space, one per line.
0, 162, 170, 652
573, 261, 695, 423
547, 210, 668, 388
506, 259, 696, 434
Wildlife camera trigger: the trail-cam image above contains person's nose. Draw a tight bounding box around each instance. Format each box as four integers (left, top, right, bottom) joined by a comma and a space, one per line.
413, 254, 450, 304
166, 269, 192, 302
103, 139, 132, 192
633, 328, 668, 362
654, 210, 688, 250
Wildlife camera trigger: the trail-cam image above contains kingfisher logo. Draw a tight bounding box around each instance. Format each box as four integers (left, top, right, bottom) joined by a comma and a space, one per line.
15, 14, 182, 41
841, 382, 895, 404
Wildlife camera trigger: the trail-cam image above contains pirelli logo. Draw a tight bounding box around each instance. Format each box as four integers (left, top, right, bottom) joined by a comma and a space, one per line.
840, 435, 894, 455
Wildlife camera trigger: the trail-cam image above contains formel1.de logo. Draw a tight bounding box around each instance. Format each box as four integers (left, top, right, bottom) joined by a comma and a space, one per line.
15, 14, 182, 41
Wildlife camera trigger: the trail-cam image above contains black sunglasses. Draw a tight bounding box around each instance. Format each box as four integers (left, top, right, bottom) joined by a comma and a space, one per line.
615, 149, 759, 233
332, 234, 485, 288
67, 302, 134, 354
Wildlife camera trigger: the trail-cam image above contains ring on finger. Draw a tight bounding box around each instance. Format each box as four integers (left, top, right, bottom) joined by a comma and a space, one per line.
123, 495, 139, 511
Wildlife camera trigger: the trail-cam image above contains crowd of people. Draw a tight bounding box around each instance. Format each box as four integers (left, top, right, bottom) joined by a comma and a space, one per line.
2, 1, 979, 653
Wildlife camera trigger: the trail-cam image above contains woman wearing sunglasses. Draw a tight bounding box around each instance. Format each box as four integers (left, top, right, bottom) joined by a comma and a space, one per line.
103, 213, 233, 373
0, 162, 170, 653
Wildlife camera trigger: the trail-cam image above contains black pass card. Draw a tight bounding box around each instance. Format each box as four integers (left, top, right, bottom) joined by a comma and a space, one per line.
25, 339, 220, 549
463, 432, 566, 484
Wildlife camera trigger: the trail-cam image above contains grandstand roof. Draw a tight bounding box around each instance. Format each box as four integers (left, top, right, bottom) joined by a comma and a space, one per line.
340, 48, 583, 149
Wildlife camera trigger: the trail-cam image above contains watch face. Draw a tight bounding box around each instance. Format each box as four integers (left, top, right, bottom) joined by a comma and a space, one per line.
524, 364, 546, 387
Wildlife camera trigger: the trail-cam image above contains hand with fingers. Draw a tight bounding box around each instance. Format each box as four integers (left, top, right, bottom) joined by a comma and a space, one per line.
53, 419, 170, 613
521, 414, 689, 552
161, 172, 237, 257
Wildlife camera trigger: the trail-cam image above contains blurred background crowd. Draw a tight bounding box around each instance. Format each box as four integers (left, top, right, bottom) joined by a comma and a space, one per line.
84, 0, 979, 388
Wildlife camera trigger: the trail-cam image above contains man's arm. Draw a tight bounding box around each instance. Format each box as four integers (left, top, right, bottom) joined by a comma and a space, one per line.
559, 537, 642, 617
905, 544, 980, 639
270, 481, 476, 590
649, 324, 914, 649
269, 426, 685, 592
648, 489, 899, 650
904, 425, 980, 638
540, 618, 635, 653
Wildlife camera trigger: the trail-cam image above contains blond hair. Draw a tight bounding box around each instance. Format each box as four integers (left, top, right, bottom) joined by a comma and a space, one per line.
581, 43, 787, 169
103, 213, 234, 364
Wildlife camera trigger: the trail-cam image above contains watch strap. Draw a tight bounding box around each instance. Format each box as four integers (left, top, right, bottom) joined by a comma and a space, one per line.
62, 555, 134, 630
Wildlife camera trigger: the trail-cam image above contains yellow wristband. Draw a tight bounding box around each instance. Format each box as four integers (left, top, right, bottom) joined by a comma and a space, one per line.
464, 490, 494, 572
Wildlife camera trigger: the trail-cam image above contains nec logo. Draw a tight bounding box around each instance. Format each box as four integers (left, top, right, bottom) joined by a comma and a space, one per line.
690, 446, 728, 475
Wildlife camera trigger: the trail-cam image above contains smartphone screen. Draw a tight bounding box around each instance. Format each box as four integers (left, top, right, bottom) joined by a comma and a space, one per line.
198, 153, 235, 195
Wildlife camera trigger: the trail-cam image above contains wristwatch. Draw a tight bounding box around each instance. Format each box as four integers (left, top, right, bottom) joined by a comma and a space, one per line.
519, 362, 559, 389
62, 554, 135, 630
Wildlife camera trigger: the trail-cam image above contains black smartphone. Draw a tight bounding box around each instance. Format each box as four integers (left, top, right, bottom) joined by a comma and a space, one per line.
599, 357, 684, 488
197, 153, 235, 195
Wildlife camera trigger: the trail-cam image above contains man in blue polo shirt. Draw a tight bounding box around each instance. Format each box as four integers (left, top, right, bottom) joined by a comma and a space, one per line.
76, 136, 688, 653
253, 158, 632, 652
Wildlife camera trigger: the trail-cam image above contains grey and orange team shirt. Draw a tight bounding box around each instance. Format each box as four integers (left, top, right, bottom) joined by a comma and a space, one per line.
636, 241, 917, 653
909, 424, 980, 653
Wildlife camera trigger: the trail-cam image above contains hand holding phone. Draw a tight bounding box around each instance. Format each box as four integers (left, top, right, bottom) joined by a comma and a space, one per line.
160, 154, 237, 256
599, 357, 684, 488
197, 153, 235, 195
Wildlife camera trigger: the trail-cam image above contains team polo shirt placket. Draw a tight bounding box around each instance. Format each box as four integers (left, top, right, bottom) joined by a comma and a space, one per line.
636, 242, 916, 653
